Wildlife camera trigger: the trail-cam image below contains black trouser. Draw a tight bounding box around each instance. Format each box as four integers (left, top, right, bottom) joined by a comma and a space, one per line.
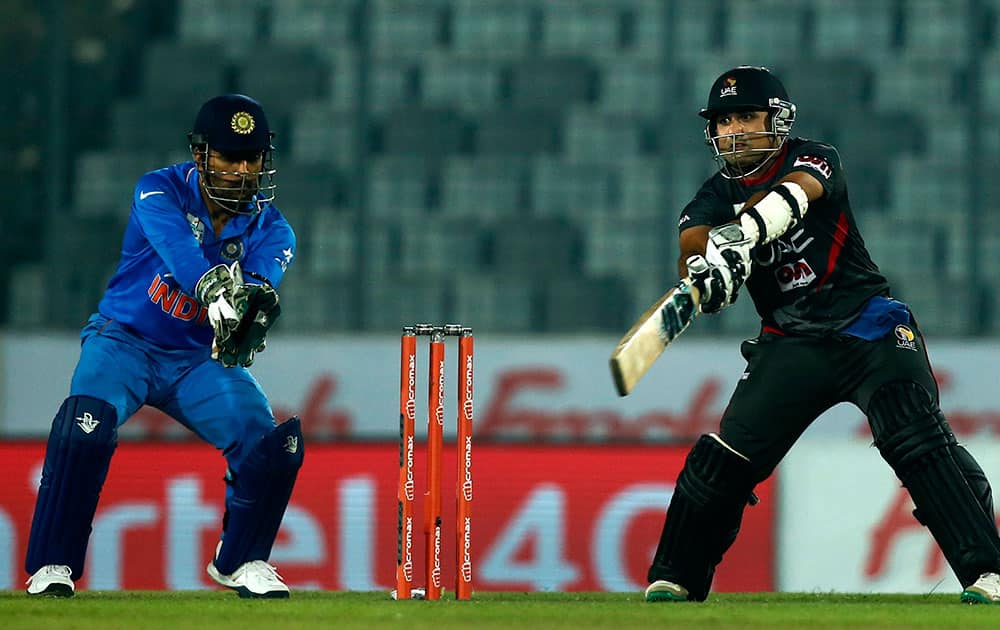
718, 326, 937, 481
723, 323, 1000, 586
649, 321, 1000, 596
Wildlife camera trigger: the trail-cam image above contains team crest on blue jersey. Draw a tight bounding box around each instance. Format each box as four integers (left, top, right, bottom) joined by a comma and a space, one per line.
221, 239, 245, 262
186, 213, 205, 244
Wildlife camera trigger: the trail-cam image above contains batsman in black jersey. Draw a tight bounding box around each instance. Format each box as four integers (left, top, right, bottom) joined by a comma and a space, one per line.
645, 66, 1000, 605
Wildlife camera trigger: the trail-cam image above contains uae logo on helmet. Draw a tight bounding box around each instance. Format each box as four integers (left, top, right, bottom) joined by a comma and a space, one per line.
720, 76, 738, 98
231, 111, 255, 135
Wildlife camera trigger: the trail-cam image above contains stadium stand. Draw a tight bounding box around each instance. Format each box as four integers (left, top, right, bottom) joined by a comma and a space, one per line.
7, 0, 999, 335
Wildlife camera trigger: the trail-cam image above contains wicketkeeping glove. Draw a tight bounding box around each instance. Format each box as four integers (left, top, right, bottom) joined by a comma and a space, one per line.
213, 284, 281, 368
195, 262, 248, 344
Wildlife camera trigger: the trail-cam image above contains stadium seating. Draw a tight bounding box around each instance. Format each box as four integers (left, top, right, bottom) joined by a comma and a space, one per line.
371, 0, 449, 57
488, 216, 584, 276
440, 157, 529, 219
367, 156, 438, 218
421, 54, 503, 112
271, 0, 357, 51
73, 150, 164, 214
812, 0, 895, 64
474, 109, 562, 155
288, 102, 358, 167
236, 46, 331, 124
451, 0, 538, 59
563, 108, 647, 163
42, 214, 126, 328
398, 216, 487, 275
531, 157, 616, 220
8, 0, 995, 334
375, 107, 470, 156
508, 56, 599, 110
725, 1, 809, 58
140, 42, 231, 108
452, 271, 539, 331
543, 275, 631, 331
177, 0, 260, 45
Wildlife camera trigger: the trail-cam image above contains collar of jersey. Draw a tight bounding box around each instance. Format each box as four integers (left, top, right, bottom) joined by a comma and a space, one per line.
739, 143, 789, 187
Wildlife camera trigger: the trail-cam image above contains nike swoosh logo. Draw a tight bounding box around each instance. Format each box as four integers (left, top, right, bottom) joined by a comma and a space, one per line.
140, 190, 164, 200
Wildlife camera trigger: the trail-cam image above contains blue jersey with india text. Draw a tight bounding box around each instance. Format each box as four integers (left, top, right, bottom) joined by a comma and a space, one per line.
96, 161, 296, 349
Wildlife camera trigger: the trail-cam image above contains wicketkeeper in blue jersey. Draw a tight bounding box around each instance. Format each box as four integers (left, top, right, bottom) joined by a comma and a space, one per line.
24, 94, 303, 599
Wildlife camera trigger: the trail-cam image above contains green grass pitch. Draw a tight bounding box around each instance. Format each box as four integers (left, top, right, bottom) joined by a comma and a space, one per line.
1, 591, 997, 629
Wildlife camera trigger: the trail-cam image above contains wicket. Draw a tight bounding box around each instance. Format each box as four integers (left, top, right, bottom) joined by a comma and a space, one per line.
397, 324, 474, 600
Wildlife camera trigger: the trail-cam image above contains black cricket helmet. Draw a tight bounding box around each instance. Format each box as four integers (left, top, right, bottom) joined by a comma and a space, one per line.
188, 93, 277, 214
699, 66, 796, 179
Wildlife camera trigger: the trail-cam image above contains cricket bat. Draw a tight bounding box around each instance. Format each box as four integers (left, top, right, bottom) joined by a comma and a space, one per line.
609, 278, 701, 396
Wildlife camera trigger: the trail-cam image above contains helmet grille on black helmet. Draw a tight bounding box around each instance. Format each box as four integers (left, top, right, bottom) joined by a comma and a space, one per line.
699, 66, 796, 179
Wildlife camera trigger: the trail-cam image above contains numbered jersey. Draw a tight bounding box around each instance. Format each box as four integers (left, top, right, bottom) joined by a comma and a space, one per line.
678, 138, 890, 336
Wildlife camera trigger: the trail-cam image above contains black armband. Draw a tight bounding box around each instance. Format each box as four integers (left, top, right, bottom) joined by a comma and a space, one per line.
741, 206, 768, 245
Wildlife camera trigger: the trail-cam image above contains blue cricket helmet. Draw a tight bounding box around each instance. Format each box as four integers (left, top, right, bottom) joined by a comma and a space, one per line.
189, 93, 274, 154
188, 94, 277, 214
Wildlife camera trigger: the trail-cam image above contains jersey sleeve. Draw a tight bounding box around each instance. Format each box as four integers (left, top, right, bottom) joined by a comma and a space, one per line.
241, 208, 296, 289
677, 178, 734, 232
784, 141, 845, 199
129, 171, 213, 294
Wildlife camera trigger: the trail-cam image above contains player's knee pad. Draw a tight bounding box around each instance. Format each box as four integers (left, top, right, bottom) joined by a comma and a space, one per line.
648, 434, 757, 601
868, 380, 955, 475
25, 396, 118, 578
868, 381, 1000, 586
214, 417, 304, 574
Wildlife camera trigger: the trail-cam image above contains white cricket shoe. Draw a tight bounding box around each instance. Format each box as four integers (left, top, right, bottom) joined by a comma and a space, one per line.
961, 572, 1000, 604
645, 579, 688, 602
26, 564, 75, 597
206, 560, 290, 598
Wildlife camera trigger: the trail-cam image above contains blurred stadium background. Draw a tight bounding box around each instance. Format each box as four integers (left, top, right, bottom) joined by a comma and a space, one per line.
3, 0, 1000, 596
5, 0, 999, 336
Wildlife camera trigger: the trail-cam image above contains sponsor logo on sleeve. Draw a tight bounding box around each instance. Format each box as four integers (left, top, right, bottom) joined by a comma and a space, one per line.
186, 213, 205, 244
275, 247, 294, 271
792, 155, 833, 179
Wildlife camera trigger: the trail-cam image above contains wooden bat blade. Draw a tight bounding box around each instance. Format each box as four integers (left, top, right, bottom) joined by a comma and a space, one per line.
609, 280, 700, 396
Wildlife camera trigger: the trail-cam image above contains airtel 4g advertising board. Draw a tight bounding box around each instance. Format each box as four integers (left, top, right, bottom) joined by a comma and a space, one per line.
0, 442, 775, 592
